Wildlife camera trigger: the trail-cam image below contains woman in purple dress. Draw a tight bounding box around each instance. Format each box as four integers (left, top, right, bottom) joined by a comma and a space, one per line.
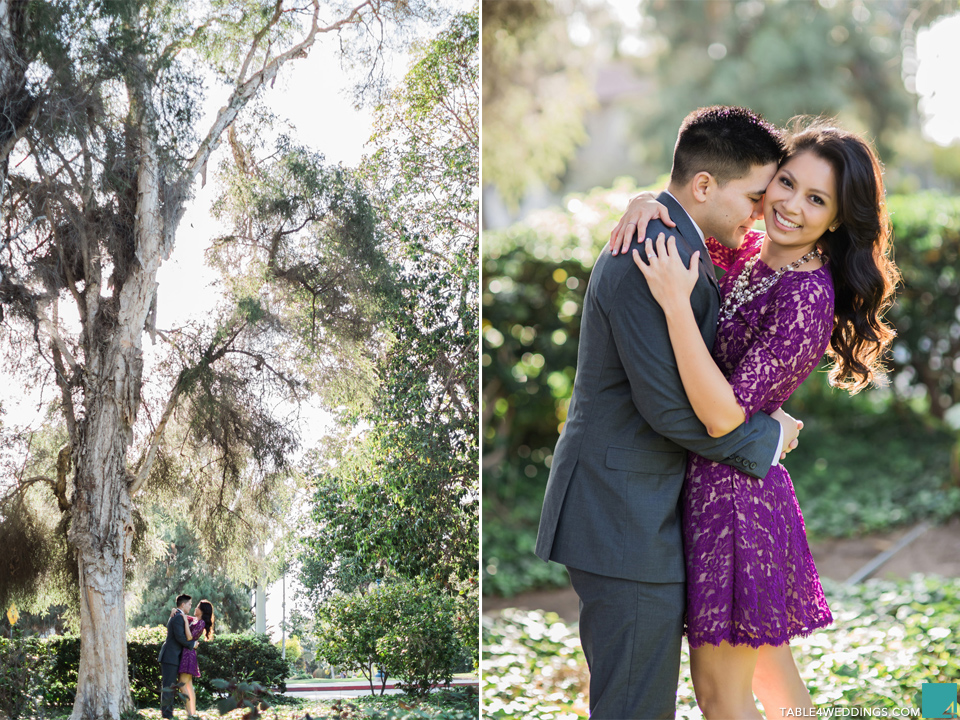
609, 121, 898, 718
174, 599, 215, 716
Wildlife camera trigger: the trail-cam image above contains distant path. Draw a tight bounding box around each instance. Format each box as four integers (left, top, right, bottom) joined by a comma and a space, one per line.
284, 677, 478, 699
483, 518, 960, 623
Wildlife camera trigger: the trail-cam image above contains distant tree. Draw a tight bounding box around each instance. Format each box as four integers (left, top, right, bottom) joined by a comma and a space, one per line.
481, 0, 594, 208
300, 10, 478, 599
126, 518, 252, 634
637, 0, 951, 168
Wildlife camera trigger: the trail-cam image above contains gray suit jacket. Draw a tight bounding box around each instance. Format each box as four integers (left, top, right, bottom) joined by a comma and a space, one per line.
535, 192, 781, 583
158, 610, 197, 665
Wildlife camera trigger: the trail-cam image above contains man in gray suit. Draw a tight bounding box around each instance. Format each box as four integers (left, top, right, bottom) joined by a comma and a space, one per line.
535, 106, 802, 719
158, 593, 197, 718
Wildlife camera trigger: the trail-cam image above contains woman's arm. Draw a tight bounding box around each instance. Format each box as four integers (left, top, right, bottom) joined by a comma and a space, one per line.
182, 614, 193, 642
633, 234, 745, 437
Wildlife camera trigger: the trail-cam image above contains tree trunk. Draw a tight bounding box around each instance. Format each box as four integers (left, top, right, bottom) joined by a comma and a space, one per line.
68, 376, 137, 720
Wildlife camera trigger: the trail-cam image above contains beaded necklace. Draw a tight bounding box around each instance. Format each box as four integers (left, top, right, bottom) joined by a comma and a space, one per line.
718, 248, 822, 323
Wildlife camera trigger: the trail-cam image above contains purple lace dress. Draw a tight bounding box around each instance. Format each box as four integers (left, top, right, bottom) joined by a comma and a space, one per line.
683, 230, 834, 649
177, 618, 204, 677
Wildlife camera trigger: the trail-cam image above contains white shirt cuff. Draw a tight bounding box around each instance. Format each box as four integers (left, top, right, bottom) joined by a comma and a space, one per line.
771, 424, 784, 467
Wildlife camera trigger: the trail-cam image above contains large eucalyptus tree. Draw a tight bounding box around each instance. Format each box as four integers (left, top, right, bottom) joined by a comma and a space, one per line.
0, 1, 423, 716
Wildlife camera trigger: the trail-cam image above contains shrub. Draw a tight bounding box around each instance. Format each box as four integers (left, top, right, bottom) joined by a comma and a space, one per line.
316, 589, 392, 695
40, 636, 80, 708
0, 634, 46, 719
275, 634, 304, 669
375, 585, 462, 696
316, 579, 465, 696
2, 629, 288, 710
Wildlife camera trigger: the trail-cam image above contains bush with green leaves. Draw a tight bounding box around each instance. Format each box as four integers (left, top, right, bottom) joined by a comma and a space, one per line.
316, 579, 465, 697
209, 677, 277, 718
376, 587, 463, 696
0, 632, 47, 720
482, 576, 960, 718
0, 629, 288, 711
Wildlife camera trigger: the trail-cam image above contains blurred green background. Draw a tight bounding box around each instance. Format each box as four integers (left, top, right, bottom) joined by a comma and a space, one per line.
481, 0, 960, 599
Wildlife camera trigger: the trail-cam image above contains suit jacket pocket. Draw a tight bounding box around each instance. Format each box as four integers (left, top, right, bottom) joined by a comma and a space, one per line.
605, 445, 685, 476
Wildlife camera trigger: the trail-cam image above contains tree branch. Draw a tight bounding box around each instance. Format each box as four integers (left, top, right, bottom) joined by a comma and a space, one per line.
129, 379, 182, 496
163, 0, 377, 252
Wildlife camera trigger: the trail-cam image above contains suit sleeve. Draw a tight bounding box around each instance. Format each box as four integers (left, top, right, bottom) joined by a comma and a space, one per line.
172, 614, 197, 650
604, 249, 781, 478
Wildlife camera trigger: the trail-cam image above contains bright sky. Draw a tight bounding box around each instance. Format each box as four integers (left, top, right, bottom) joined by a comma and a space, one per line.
914, 13, 960, 146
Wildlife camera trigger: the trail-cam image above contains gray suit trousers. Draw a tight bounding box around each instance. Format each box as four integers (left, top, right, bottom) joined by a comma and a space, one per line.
160, 660, 181, 718
568, 567, 684, 720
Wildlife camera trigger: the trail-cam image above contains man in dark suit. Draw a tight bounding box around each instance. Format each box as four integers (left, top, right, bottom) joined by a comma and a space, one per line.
535, 106, 802, 719
158, 593, 196, 718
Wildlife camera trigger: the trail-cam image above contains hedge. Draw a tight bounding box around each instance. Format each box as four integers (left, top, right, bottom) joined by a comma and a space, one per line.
0, 627, 288, 712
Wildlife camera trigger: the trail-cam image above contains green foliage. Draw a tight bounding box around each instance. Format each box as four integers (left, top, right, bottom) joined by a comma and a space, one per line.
639, 0, 919, 166
365, 10, 478, 252
483, 576, 960, 717
375, 587, 462, 697
883, 192, 960, 419
210, 137, 397, 413
299, 5, 478, 647
0, 631, 287, 710
482, 185, 960, 597
275, 635, 303, 669
330, 689, 479, 720
315, 586, 394, 695
209, 676, 276, 718
126, 517, 252, 634
315, 580, 464, 697
0, 631, 46, 719
193, 633, 288, 697
0, 421, 79, 623
481, 0, 594, 205
784, 406, 960, 539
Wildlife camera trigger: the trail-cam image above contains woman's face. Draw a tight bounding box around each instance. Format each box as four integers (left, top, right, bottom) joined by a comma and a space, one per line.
194, 605, 202, 618
763, 151, 839, 252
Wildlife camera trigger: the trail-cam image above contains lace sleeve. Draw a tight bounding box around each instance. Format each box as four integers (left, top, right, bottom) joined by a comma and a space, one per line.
727, 273, 834, 421
705, 230, 765, 272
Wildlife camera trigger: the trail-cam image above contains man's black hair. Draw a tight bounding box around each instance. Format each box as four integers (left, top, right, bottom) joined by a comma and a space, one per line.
175, 594, 192, 607
671, 106, 785, 186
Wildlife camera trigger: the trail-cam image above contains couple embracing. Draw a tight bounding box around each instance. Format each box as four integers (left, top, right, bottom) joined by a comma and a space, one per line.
536, 106, 898, 719
158, 593, 215, 718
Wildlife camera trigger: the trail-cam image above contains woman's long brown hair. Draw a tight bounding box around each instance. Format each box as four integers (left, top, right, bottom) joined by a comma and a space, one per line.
785, 119, 900, 393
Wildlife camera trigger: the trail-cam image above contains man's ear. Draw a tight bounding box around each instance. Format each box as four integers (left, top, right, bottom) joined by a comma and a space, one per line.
690, 172, 715, 203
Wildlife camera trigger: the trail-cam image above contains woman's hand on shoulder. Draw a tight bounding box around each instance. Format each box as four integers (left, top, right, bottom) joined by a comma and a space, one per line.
609, 192, 675, 256
632, 233, 700, 314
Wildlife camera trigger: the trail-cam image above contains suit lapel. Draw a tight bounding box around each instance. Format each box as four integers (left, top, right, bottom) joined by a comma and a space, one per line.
656, 192, 721, 298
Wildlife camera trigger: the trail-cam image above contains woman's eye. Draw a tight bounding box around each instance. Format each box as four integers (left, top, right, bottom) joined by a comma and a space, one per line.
779, 177, 792, 188
809, 195, 824, 206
